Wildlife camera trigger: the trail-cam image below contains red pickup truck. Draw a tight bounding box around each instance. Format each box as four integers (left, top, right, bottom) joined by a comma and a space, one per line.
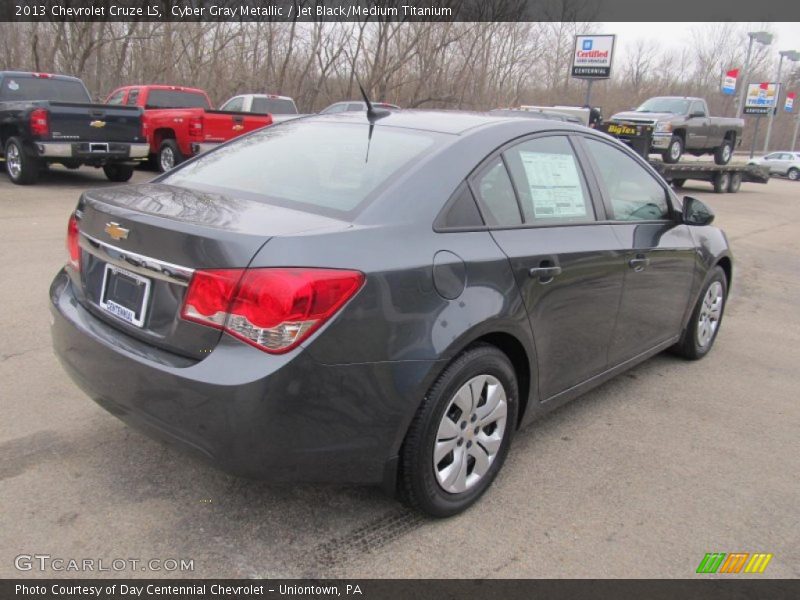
105, 85, 272, 171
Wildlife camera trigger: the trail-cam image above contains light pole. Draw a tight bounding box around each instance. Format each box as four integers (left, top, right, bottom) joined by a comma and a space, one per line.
736, 31, 773, 119
764, 50, 800, 153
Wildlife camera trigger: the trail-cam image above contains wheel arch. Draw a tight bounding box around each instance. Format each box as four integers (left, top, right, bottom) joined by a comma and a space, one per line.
716, 255, 732, 288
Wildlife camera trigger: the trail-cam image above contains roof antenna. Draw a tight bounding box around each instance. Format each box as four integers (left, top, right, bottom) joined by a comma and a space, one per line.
356, 78, 389, 163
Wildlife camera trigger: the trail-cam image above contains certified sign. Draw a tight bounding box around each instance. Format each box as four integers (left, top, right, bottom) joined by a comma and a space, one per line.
571, 35, 616, 79
744, 82, 780, 115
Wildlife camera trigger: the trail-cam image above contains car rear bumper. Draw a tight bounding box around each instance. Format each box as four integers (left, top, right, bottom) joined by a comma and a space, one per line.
49, 269, 438, 486
36, 142, 149, 160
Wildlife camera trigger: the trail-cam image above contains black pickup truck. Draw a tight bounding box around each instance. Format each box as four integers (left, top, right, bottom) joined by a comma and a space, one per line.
0, 72, 148, 185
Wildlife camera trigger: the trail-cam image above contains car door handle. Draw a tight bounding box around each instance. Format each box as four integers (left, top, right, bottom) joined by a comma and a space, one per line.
529, 265, 562, 282
628, 255, 650, 272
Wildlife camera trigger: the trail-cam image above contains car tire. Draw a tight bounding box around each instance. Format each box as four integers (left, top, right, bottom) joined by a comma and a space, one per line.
727, 172, 742, 193
712, 171, 730, 193
671, 178, 686, 189
672, 266, 728, 360
662, 135, 683, 164
158, 139, 183, 173
4, 137, 40, 185
714, 139, 733, 165
788, 168, 799, 181
103, 164, 134, 182
399, 344, 518, 517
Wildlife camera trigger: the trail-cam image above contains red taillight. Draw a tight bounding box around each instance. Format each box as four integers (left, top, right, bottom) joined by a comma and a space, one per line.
181, 268, 364, 354
188, 115, 204, 138
30, 108, 49, 136
66, 213, 80, 271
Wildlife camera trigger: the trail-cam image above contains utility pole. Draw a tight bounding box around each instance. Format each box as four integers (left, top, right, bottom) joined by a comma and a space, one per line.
737, 32, 773, 119
763, 51, 800, 154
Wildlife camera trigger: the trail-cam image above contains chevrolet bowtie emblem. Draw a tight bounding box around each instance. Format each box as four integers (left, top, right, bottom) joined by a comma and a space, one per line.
90, 120, 106, 128
104, 222, 129, 241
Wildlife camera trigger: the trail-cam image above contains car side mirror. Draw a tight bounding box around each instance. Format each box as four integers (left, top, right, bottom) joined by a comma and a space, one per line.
682, 196, 715, 226
690, 111, 705, 118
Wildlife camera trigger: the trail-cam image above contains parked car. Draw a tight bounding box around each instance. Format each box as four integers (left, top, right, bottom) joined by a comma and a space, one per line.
219, 93, 307, 124
0, 71, 147, 184
610, 96, 744, 165
320, 100, 400, 114
105, 85, 272, 172
50, 110, 732, 517
748, 151, 800, 181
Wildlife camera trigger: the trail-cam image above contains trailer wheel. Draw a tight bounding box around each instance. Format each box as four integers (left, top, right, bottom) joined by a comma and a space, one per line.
671, 178, 686, 189
713, 171, 730, 194
727, 172, 742, 193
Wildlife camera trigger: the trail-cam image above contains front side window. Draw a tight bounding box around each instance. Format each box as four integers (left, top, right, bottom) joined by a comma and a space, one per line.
162, 121, 440, 217
503, 136, 594, 224
584, 138, 670, 221
471, 157, 522, 227
321, 103, 347, 114
690, 101, 706, 116
126, 89, 139, 106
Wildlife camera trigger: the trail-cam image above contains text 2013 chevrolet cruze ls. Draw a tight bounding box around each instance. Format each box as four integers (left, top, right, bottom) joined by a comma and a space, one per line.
50, 110, 731, 517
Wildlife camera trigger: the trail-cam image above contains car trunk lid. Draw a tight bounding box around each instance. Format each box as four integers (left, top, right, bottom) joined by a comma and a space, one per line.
72, 183, 349, 360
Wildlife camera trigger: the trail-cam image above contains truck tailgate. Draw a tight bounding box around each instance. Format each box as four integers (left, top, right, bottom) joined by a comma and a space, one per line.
46, 102, 144, 143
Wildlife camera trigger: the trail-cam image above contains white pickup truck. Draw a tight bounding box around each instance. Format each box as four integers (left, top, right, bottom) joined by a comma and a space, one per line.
219, 93, 306, 124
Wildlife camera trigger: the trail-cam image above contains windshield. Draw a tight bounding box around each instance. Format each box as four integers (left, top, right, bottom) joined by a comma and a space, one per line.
162, 121, 440, 217
251, 97, 298, 115
636, 98, 690, 114
0, 76, 91, 103
145, 90, 210, 109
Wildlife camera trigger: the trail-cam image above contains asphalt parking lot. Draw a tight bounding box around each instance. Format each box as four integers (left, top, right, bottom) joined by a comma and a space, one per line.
1, 164, 798, 579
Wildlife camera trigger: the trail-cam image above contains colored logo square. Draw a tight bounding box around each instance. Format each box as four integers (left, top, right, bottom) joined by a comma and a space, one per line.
582, 39, 593, 51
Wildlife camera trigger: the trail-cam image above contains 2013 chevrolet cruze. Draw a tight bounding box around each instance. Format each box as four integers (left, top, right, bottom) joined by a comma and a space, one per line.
50, 110, 731, 517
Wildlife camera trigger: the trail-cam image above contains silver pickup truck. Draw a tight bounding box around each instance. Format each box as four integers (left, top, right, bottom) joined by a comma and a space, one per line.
610, 96, 744, 165
219, 93, 307, 124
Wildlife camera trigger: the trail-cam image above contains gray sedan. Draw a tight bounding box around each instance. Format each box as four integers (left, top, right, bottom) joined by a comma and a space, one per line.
50, 110, 732, 517
749, 151, 800, 181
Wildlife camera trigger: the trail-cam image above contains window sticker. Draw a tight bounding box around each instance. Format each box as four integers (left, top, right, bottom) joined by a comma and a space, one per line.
7, 80, 19, 91
519, 151, 587, 218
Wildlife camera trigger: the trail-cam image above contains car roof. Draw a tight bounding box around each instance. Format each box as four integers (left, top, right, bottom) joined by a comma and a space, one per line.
115, 85, 207, 94
0, 71, 82, 82
305, 109, 582, 136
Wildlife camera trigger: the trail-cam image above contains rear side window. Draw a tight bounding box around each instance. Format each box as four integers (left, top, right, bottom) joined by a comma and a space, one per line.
0, 76, 90, 103
251, 97, 298, 115
435, 183, 484, 230
584, 138, 670, 221
145, 90, 210, 109
126, 89, 139, 106
162, 121, 439, 217
221, 97, 244, 112
503, 136, 595, 224
471, 158, 522, 227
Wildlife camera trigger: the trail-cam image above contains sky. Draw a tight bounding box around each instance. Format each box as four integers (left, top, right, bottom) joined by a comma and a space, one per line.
602, 22, 800, 61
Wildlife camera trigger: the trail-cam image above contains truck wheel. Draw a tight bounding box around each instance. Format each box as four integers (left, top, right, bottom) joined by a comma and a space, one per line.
671, 178, 686, 189
4, 137, 40, 185
714, 139, 733, 165
158, 140, 183, 172
713, 171, 730, 193
662, 136, 683, 164
727, 172, 742, 193
788, 168, 799, 181
103, 164, 134, 183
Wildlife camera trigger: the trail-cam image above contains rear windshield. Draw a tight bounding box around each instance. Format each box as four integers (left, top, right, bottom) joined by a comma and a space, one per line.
251, 97, 298, 115
146, 90, 210, 109
0, 76, 90, 103
162, 121, 440, 217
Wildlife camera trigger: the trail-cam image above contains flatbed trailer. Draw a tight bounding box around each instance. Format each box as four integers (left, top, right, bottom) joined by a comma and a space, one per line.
598, 122, 770, 194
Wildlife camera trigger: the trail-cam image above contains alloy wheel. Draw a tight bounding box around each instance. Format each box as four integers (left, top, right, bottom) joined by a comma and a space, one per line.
696, 281, 723, 348
433, 375, 507, 494
6, 143, 22, 179
160, 147, 175, 171
670, 141, 681, 161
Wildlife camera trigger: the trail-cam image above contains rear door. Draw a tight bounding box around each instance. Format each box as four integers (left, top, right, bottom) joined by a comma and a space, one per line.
579, 136, 696, 364
471, 134, 626, 400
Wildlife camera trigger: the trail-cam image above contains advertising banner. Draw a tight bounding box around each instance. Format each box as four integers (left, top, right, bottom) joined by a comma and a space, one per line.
722, 68, 739, 95
786, 92, 796, 112
571, 35, 616, 79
